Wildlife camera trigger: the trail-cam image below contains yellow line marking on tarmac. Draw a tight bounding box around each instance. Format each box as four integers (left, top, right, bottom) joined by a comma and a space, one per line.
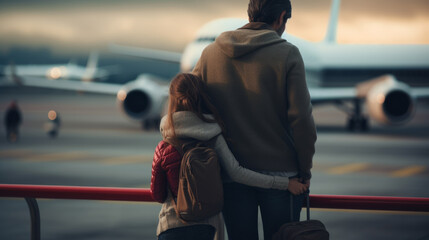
102, 155, 153, 165
22, 152, 92, 162
327, 163, 370, 175
391, 166, 426, 177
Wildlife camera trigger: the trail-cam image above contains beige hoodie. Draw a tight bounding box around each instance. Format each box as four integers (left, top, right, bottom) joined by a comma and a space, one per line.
193, 22, 317, 179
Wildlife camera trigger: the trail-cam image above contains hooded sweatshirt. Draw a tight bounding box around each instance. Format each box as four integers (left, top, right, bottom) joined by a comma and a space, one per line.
192, 22, 317, 179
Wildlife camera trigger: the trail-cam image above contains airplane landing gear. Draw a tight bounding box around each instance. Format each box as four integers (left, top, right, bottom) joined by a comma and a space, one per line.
336, 99, 369, 132
141, 119, 161, 131
346, 99, 369, 132
347, 116, 368, 132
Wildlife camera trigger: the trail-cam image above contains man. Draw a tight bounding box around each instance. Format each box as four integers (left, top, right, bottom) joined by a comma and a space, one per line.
192, 0, 317, 239
5, 100, 22, 142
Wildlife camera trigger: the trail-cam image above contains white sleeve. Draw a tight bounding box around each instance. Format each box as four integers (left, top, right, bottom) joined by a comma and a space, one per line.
214, 135, 289, 190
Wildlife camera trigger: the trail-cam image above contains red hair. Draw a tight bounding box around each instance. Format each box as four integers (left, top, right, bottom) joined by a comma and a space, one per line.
164, 73, 224, 144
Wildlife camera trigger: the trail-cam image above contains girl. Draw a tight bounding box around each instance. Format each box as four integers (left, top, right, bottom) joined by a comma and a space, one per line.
151, 73, 308, 240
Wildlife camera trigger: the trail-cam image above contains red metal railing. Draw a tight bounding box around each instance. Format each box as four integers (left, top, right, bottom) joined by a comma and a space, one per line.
0, 184, 154, 202
1, 184, 428, 212
1, 184, 429, 240
309, 194, 429, 212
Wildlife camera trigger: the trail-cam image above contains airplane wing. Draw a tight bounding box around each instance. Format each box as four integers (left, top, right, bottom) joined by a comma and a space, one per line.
310, 74, 429, 104
412, 87, 429, 99
13, 76, 121, 95
109, 43, 182, 64
309, 87, 356, 104
309, 85, 429, 104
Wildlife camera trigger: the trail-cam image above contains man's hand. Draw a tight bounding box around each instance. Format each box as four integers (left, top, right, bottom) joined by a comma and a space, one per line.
288, 178, 308, 195
301, 178, 310, 189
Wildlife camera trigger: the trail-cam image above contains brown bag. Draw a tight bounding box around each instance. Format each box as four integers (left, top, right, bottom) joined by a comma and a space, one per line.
174, 141, 223, 222
272, 193, 329, 240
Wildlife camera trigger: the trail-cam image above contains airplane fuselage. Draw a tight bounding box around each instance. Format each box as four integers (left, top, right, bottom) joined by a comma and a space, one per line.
180, 18, 429, 89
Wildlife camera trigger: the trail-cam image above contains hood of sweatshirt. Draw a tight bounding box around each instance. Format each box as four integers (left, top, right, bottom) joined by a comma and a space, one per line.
160, 111, 221, 141
215, 22, 286, 58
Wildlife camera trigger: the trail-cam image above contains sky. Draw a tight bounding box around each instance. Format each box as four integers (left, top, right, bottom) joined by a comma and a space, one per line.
0, 0, 428, 55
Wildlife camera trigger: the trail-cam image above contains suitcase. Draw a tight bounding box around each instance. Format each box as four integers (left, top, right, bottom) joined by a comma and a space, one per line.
272, 192, 329, 240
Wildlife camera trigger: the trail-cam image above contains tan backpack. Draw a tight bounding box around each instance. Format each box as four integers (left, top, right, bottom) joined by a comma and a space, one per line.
174, 141, 224, 222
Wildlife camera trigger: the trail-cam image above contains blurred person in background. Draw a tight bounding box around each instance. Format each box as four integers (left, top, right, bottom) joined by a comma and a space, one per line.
4, 100, 22, 142
45, 110, 61, 138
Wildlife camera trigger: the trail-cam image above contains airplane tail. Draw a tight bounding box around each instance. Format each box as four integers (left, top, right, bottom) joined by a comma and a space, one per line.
82, 51, 99, 81
324, 0, 341, 44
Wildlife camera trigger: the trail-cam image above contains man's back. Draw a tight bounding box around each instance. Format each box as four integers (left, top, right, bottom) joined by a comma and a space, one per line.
193, 22, 316, 178
194, 2, 316, 239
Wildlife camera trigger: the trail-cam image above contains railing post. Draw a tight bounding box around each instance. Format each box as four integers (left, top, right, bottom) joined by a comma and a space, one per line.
25, 198, 41, 240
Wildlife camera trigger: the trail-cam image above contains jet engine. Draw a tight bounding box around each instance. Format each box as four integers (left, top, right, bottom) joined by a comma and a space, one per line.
365, 75, 415, 125
118, 89, 151, 119
116, 74, 169, 128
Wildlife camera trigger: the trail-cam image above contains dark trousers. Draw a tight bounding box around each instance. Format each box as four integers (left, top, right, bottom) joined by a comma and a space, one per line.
222, 182, 304, 240
158, 224, 215, 240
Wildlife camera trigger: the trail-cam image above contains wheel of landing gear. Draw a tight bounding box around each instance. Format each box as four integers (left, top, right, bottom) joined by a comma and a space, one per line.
141, 120, 151, 130
347, 118, 356, 131
347, 117, 369, 132
141, 119, 161, 130
360, 118, 369, 131
153, 119, 161, 129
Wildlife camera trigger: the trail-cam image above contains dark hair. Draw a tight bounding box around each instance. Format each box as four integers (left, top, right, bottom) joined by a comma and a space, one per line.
165, 73, 224, 144
248, 0, 292, 24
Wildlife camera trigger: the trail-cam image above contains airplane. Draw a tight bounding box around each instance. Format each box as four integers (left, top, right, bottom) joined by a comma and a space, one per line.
6, 0, 429, 131
3, 51, 112, 82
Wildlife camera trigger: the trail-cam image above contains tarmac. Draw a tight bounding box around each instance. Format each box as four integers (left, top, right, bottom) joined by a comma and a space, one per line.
0, 87, 428, 240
